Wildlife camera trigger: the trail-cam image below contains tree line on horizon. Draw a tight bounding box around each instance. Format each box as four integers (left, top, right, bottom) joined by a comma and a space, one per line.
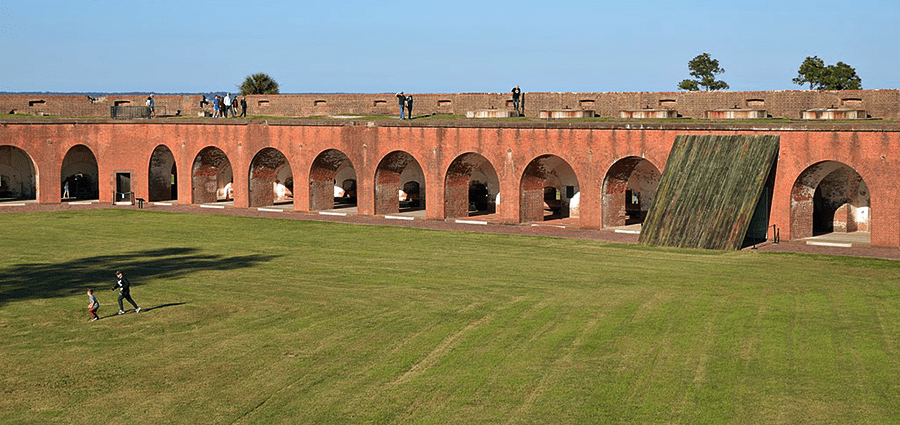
678, 53, 863, 92
1, 61, 865, 96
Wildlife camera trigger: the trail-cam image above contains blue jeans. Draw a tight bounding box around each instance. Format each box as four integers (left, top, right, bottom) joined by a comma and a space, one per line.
399, 104, 405, 119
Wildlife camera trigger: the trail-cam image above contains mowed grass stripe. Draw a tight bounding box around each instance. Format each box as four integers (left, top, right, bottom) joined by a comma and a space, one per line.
0, 209, 899, 424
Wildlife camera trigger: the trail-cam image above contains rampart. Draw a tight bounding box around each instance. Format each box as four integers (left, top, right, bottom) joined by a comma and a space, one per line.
1, 118, 899, 249
3, 89, 900, 120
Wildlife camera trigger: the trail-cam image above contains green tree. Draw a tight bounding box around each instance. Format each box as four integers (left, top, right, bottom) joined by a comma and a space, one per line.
821, 61, 862, 90
678, 53, 729, 91
792, 56, 826, 89
792, 57, 862, 90
239, 73, 280, 95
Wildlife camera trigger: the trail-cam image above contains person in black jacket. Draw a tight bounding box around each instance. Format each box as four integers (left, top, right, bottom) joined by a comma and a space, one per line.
112, 270, 141, 314
511, 85, 521, 114
405, 95, 414, 120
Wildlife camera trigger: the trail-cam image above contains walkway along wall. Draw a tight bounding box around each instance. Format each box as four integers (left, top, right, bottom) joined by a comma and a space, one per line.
4, 89, 900, 120
2, 120, 899, 248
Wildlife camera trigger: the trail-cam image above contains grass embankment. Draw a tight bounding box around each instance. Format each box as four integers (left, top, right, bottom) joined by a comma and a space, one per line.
1, 209, 898, 424
3, 112, 894, 126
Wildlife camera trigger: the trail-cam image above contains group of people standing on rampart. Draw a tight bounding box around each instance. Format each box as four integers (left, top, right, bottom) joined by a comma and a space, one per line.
394, 86, 521, 120
201, 93, 247, 118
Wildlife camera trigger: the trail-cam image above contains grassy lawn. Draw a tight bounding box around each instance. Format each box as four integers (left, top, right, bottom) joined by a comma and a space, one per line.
1, 209, 899, 424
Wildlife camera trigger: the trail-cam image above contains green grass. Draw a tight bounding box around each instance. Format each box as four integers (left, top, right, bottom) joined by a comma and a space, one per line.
6, 113, 896, 126
1, 210, 899, 424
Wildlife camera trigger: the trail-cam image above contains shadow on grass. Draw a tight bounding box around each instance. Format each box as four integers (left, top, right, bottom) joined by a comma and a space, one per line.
0, 247, 278, 306
140, 302, 187, 313
97, 302, 186, 319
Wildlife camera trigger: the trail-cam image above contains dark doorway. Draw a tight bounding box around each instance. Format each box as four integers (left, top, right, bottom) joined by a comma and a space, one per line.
402, 181, 421, 210
469, 182, 490, 213
171, 163, 178, 200
116, 173, 132, 202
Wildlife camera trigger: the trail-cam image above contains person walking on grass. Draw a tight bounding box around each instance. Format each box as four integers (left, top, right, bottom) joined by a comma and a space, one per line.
112, 270, 140, 314
87, 289, 99, 322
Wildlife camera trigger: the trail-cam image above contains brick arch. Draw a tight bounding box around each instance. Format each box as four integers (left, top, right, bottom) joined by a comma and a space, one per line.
61, 144, 98, 200
0, 145, 38, 201
790, 161, 870, 239
602, 156, 661, 227
249, 147, 293, 207
191, 146, 233, 204
444, 152, 499, 218
148, 145, 177, 202
374, 150, 424, 215
309, 149, 356, 211
519, 154, 580, 222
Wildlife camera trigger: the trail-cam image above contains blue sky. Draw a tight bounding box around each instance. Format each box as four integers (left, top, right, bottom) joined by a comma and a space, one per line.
1, 0, 898, 93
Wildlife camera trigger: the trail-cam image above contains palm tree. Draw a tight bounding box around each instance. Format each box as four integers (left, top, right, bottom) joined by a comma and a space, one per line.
239, 73, 280, 95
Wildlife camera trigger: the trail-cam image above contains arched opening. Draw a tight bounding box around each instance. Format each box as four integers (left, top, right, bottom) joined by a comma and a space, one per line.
791, 161, 869, 239
0, 145, 37, 201
309, 149, 357, 211
249, 147, 293, 207
602, 156, 661, 227
374, 151, 425, 215
148, 145, 177, 202
191, 147, 232, 204
61, 145, 99, 201
519, 155, 580, 222
444, 153, 500, 218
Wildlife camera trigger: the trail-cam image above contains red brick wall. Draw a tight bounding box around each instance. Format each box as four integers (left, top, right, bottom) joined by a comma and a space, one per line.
3, 90, 900, 120
1, 120, 899, 247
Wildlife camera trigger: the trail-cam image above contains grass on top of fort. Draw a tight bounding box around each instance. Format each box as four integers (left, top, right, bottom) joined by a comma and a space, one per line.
1, 209, 899, 424
4, 112, 896, 126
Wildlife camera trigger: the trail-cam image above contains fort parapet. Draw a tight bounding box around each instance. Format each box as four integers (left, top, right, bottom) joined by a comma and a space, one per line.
2, 89, 899, 120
